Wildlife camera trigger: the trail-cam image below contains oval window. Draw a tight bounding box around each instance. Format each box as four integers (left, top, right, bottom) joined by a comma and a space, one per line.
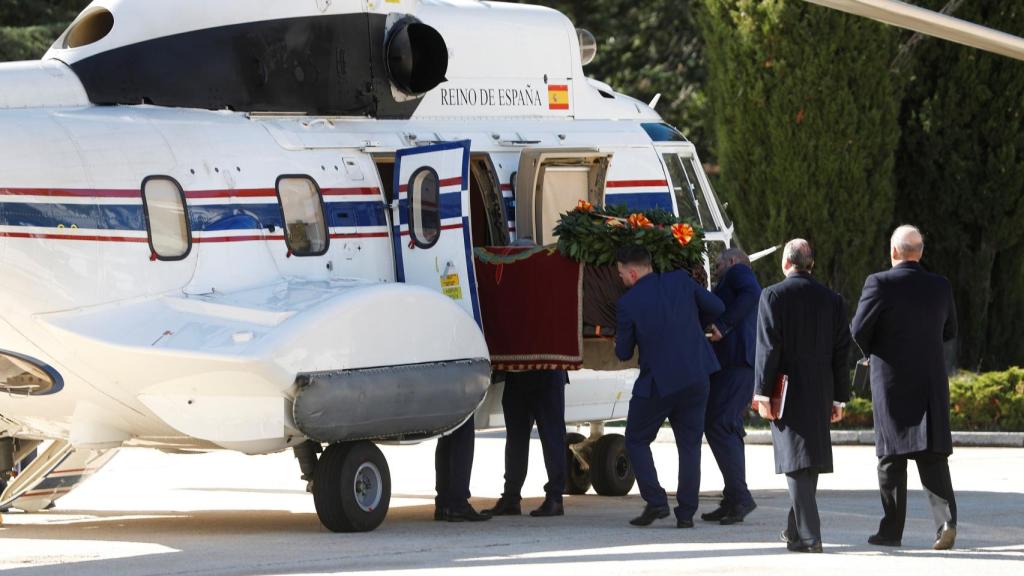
63, 9, 114, 49
408, 167, 441, 248
277, 176, 329, 256
0, 351, 63, 396
142, 176, 192, 260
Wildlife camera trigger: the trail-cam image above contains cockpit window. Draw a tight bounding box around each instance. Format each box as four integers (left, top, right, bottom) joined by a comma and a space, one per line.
679, 156, 721, 232
277, 176, 329, 256
142, 176, 191, 260
0, 350, 63, 396
642, 123, 687, 142
62, 9, 114, 49
662, 153, 699, 223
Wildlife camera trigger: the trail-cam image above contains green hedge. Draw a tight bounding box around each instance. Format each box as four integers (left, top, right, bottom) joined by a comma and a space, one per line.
746, 368, 1024, 432
949, 368, 1024, 432
836, 368, 1024, 431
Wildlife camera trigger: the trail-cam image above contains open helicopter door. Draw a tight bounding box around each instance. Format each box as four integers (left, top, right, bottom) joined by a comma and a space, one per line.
391, 141, 481, 324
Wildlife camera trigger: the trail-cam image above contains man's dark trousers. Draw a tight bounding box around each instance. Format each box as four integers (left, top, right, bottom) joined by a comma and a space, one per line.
705, 366, 755, 509
501, 370, 567, 502
786, 469, 821, 544
876, 451, 957, 539
625, 382, 709, 522
435, 419, 475, 510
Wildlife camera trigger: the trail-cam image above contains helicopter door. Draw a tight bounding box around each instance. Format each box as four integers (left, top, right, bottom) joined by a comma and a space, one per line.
391, 140, 481, 324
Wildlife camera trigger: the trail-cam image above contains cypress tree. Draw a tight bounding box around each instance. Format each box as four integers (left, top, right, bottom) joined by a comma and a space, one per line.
697, 0, 899, 305
0, 0, 89, 61
894, 1, 1024, 370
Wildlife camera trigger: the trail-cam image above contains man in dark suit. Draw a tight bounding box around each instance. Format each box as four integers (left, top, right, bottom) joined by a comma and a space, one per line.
486, 369, 568, 517
435, 419, 491, 522
703, 248, 761, 525
615, 245, 724, 528
753, 239, 850, 553
851, 225, 958, 550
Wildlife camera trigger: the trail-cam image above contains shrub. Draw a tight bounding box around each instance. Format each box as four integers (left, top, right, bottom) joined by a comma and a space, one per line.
949, 368, 1024, 432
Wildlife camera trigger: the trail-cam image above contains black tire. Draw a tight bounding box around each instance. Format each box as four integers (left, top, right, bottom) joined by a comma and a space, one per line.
313, 441, 391, 532
590, 433, 635, 496
564, 432, 591, 495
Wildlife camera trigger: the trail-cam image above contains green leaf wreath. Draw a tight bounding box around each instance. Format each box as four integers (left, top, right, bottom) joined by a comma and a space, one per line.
553, 200, 706, 272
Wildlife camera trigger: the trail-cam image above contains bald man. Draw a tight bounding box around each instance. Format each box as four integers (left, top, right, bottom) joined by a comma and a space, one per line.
851, 225, 958, 550
753, 239, 850, 552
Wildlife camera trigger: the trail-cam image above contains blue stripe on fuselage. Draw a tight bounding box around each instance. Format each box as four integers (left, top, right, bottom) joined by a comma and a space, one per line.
604, 192, 674, 212
0, 200, 388, 232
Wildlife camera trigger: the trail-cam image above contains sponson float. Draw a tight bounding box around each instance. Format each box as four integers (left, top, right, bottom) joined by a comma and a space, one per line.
2, 0, 1014, 532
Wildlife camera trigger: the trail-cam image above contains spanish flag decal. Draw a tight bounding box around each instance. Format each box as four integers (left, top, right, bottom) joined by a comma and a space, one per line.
548, 84, 569, 110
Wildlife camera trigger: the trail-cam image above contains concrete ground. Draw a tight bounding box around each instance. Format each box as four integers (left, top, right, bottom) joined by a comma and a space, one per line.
0, 433, 1021, 575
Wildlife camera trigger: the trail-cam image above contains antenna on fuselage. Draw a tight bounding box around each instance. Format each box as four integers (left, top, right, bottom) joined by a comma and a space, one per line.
648, 93, 661, 110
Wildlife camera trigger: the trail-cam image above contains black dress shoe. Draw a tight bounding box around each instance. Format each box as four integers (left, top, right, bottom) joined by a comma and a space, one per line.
700, 504, 731, 522
629, 505, 670, 526
486, 497, 522, 516
787, 540, 823, 553
676, 518, 694, 529
445, 505, 493, 522
719, 501, 757, 525
867, 533, 902, 547
933, 522, 956, 550
529, 498, 564, 517
433, 507, 446, 521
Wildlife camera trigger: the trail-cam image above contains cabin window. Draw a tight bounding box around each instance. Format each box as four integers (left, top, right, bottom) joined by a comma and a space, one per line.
408, 167, 441, 249
277, 176, 329, 256
0, 350, 62, 396
142, 176, 191, 260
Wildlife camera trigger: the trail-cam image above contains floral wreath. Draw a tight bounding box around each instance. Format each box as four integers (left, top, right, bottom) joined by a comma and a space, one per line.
553, 200, 706, 272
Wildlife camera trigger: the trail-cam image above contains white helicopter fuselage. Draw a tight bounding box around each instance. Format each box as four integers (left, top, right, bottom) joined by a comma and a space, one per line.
0, 0, 735, 524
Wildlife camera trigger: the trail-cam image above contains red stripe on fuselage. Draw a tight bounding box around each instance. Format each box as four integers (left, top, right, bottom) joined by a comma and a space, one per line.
0, 231, 148, 242
321, 187, 380, 197
0, 187, 140, 198
185, 189, 276, 199
605, 180, 669, 188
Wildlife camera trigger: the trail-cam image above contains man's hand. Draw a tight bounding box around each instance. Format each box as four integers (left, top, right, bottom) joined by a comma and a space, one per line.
830, 405, 845, 423
754, 399, 775, 421
707, 324, 723, 342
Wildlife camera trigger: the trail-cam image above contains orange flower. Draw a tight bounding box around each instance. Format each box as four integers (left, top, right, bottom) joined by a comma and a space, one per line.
627, 213, 653, 229
672, 223, 694, 247
576, 199, 594, 212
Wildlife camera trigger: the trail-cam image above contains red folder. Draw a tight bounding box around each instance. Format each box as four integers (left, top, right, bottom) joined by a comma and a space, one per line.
752, 373, 789, 420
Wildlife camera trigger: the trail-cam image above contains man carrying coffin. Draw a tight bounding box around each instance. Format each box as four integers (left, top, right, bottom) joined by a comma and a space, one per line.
851, 225, 959, 550
753, 239, 850, 553
614, 245, 724, 528
703, 248, 761, 525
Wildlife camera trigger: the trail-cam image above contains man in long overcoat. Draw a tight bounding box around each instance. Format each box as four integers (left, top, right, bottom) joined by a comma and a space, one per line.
851, 225, 958, 550
754, 239, 850, 553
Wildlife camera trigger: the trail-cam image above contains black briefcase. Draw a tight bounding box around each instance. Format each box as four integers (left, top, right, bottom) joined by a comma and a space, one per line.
853, 358, 870, 395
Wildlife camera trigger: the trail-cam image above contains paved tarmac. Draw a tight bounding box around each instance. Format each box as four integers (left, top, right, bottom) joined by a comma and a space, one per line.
0, 433, 1021, 575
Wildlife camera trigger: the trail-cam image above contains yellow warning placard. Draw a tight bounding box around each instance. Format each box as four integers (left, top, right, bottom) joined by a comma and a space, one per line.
441, 274, 463, 300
